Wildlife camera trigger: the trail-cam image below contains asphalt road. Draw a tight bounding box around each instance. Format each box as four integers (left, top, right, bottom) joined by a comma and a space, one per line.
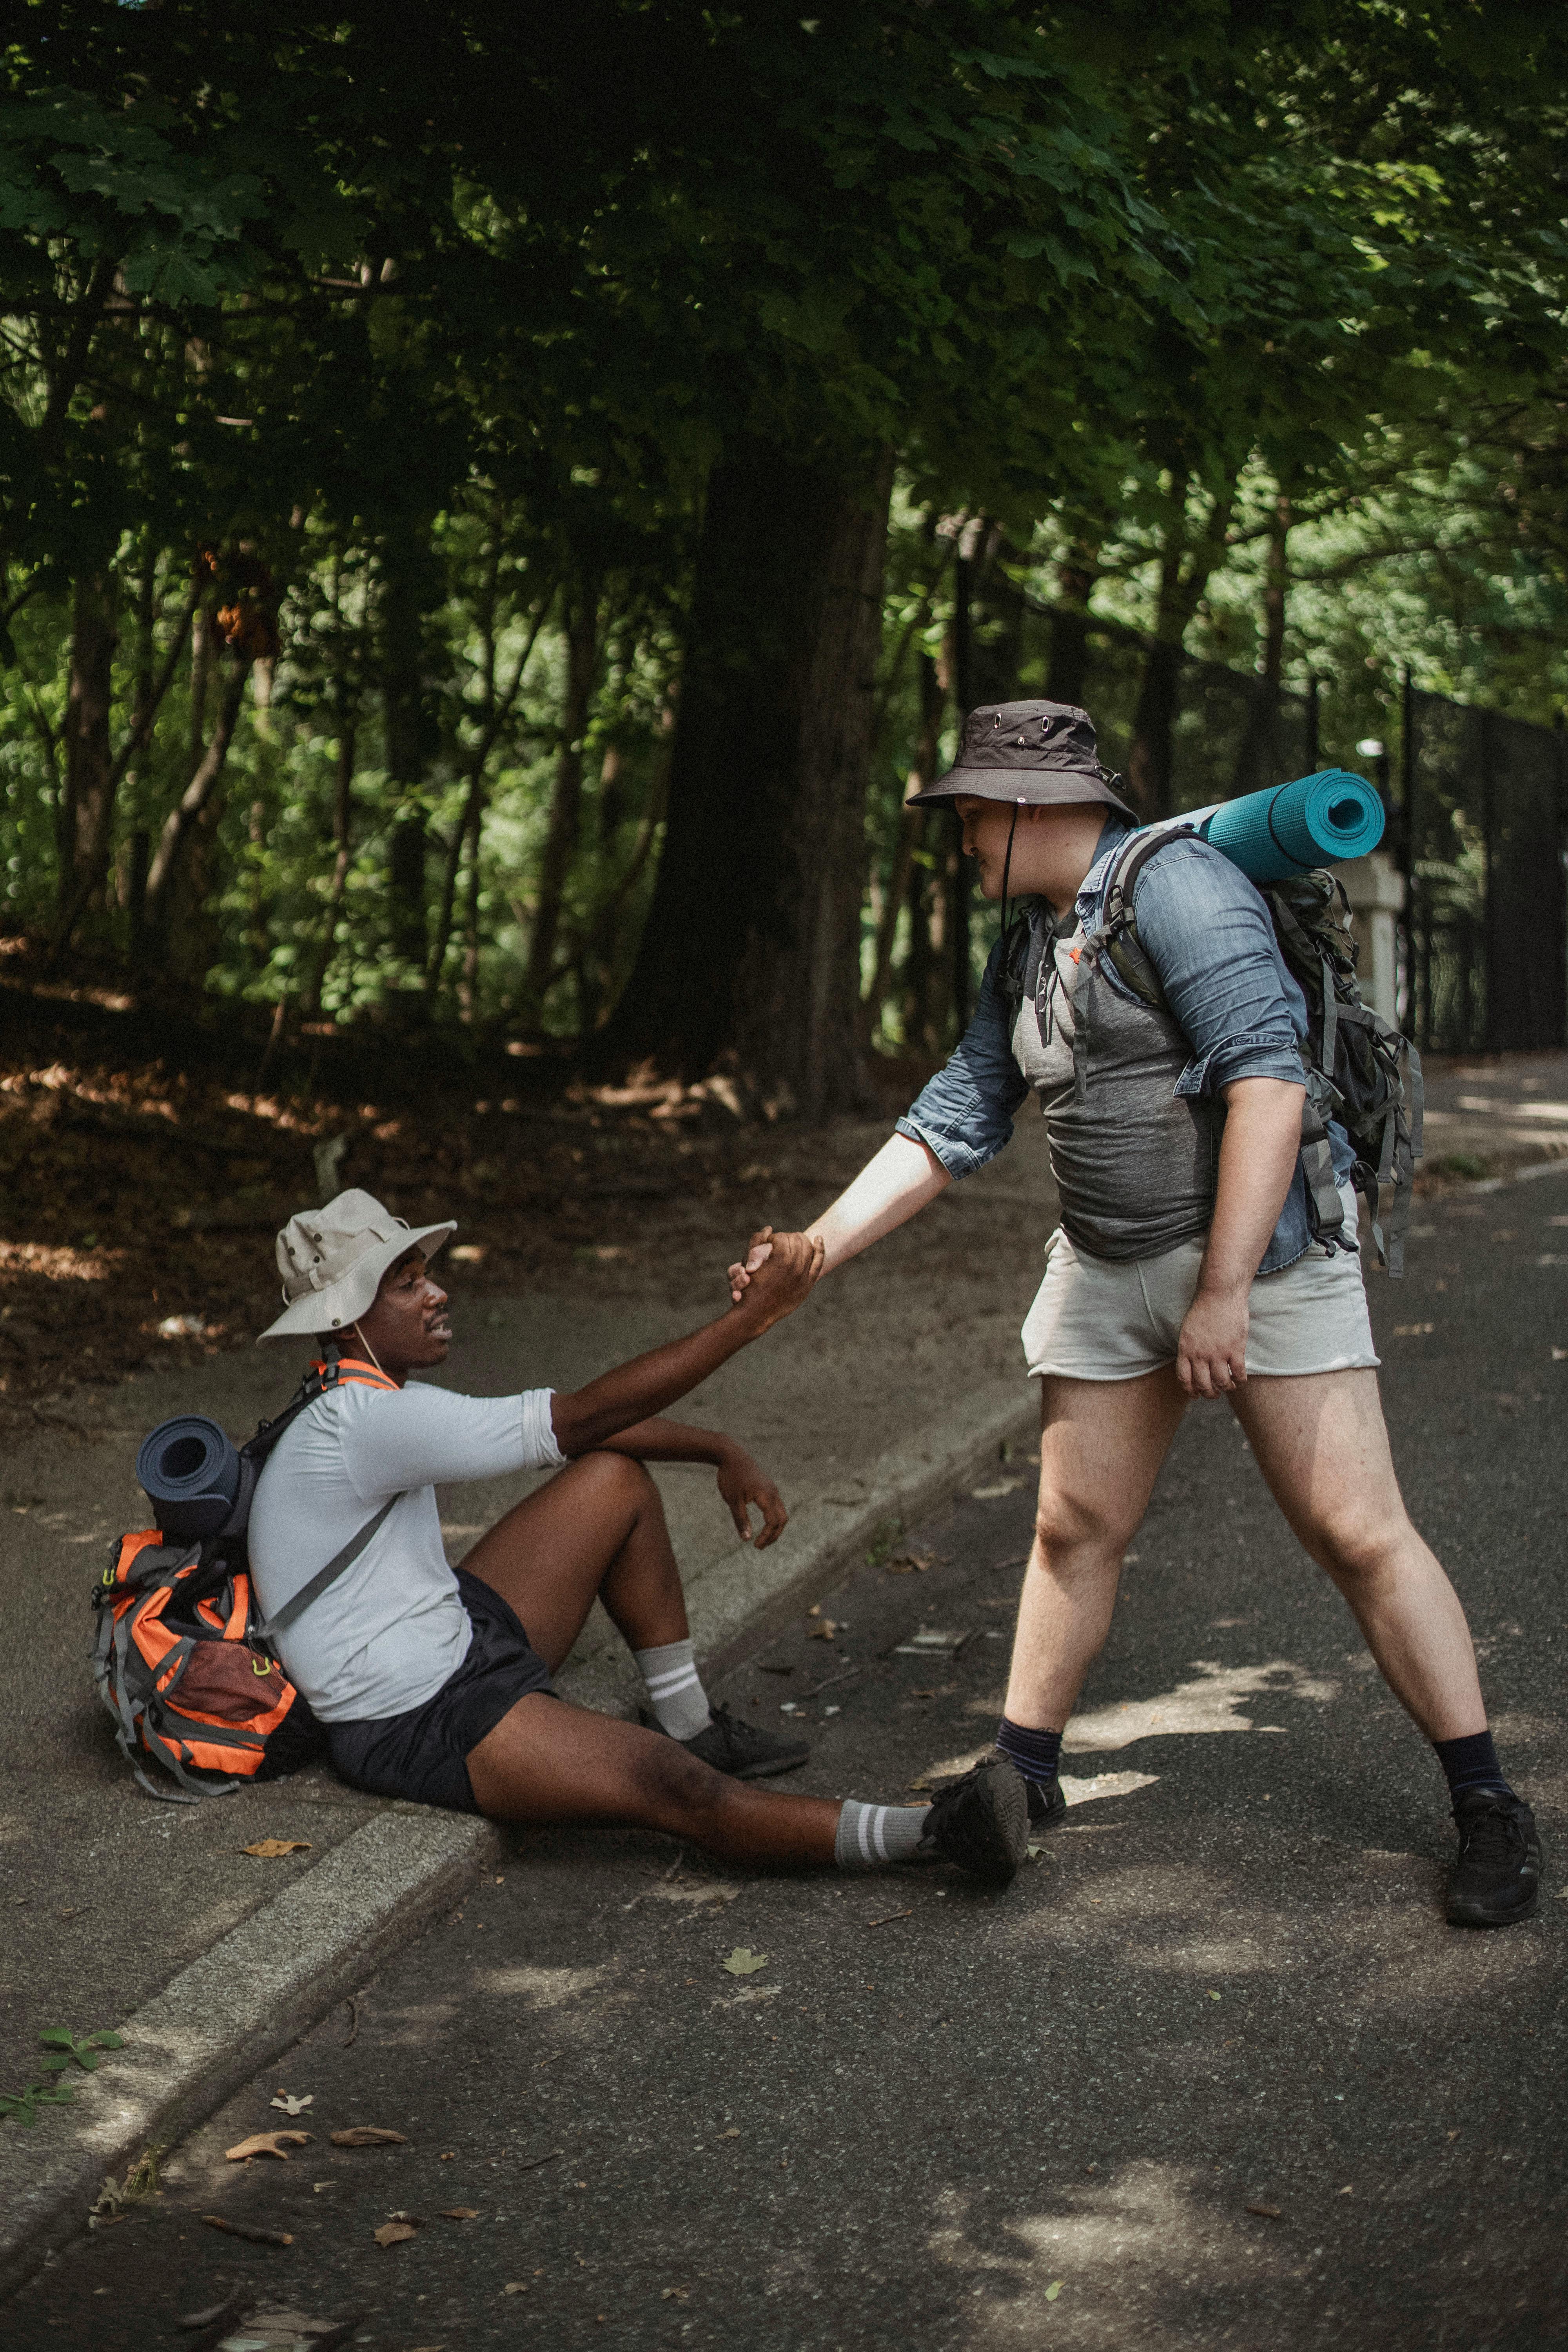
9, 1170, 1567, 2352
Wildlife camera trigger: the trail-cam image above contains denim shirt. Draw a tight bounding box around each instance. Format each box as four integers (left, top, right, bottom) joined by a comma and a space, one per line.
897, 817, 1355, 1275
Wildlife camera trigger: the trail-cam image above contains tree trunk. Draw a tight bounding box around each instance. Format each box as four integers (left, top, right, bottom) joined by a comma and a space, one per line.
523, 582, 601, 1020
1045, 548, 1098, 706
602, 443, 893, 1118
1127, 482, 1234, 819
57, 570, 118, 924
143, 653, 252, 944
303, 721, 356, 1020
1128, 637, 1183, 819
429, 584, 553, 1004
381, 556, 439, 981
968, 527, 1023, 708
51, 563, 198, 966
866, 650, 945, 1024
576, 703, 675, 1033
1231, 494, 1290, 793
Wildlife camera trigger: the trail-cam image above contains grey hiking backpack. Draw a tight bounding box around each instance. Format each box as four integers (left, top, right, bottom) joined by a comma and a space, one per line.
1017, 822, 1425, 1274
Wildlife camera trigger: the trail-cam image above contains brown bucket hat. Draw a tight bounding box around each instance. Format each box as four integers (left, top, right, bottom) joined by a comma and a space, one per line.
906, 699, 1136, 818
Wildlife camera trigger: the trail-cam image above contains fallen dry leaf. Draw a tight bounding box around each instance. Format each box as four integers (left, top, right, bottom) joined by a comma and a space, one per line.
374, 2220, 420, 2247
972, 1477, 1022, 1500
721, 1947, 769, 1976
886, 1548, 935, 1575
1246, 2202, 1282, 2220
330, 2126, 408, 2147
225, 2131, 311, 2163
717, 2128, 740, 2140
439, 2207, 479, 2219
503, 2282, 529, 2295
240, 1839, 312, 1859
806, 1620, 837, 1641
270, 2092, 313, 2116
662, 2285, 690, 2303
1044, 2280, 1063, 2303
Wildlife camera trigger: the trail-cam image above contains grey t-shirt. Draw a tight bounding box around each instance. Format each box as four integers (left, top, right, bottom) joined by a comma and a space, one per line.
248, 1381, 563, 1723
1011, 917, 1222, 1263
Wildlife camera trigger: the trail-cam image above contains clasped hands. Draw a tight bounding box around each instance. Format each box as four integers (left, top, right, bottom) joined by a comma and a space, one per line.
726, 1224, 822, 1319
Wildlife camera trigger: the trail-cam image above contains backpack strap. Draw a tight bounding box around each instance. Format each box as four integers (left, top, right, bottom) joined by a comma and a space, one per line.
1067, 822, 1198, 1102
254, 1494, 402, 1644
1299, 1062, 1348, 1243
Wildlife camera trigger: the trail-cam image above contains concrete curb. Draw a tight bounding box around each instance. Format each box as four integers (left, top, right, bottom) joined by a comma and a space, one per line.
0, 1808, 497, 2299
0, 1383, 1036, 2299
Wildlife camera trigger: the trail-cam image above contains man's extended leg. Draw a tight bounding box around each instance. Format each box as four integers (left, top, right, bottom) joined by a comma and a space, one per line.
1230, 1368, 1483, 1735
1230, 1367, 1542, 1925
997, 1368, 1188, 1817
460, 1450, 806, 1776
465, 1696, 1029, 1881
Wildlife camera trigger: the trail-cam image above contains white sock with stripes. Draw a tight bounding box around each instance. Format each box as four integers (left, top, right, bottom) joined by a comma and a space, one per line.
834, 1799, 931, 1871
634, 1639, 713, 1742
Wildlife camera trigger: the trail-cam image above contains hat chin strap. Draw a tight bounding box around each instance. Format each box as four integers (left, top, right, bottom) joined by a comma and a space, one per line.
350, 1321, 388, 1380
999, 802, 1021, 950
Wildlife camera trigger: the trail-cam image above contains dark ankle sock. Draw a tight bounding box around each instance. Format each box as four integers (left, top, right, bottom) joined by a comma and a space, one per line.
1433, 1728, 1514, 1803
996, 1716, 1062, 1791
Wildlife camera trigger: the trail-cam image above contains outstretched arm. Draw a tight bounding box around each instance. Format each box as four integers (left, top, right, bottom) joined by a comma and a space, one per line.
553, 1231, 822, 1458
728, 1133, 948, 1301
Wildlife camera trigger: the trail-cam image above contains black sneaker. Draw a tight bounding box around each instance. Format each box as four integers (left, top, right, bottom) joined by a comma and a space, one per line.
916, 1757, 1029, 1885
641, 1701, 809, 1780
1024, 1775, 1067, 1830
1447, 1788, 1543, 1928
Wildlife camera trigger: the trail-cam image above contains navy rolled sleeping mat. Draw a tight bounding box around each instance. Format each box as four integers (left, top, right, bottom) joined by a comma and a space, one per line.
136, 1416, 242, 1542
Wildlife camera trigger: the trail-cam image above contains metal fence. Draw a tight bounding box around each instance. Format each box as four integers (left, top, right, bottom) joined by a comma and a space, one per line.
1405, 688, 1568, 1055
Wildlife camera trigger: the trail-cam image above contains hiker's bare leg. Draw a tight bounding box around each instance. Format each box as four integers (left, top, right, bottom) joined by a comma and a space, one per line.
1003, 1369, 1189, 1730
1229, 1368, 1486, 1741
460, 1451, 688, 1668
465, 1693, 839, 1866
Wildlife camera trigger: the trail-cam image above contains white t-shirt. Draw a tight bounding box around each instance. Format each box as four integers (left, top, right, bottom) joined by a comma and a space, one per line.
248, 1380, 563, 1724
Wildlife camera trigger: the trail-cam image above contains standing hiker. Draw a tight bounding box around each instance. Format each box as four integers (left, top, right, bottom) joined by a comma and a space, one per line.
245, 1190, 1029, 1882
728, 700, 1541, 1928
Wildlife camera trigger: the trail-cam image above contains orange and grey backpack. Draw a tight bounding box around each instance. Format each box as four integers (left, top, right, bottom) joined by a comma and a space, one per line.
92, 1350, 400, 1801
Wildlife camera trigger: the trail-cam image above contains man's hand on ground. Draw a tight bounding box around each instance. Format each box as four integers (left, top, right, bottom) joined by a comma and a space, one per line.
716, 1446, 788, 1547
1176, 1283, 1249, 1399
731, 1229, 824, 1331
728, 1225, 775, 1304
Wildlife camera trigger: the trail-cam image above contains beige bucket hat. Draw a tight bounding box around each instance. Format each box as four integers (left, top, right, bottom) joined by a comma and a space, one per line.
257, 1188, 456, 1344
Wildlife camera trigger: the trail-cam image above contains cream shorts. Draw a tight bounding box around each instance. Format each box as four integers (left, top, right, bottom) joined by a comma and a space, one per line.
1021, 1190, 1380, 1383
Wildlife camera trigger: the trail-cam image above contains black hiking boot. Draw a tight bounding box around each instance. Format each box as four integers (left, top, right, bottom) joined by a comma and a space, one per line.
1024, 1775, 1067, 1830
1446, 1788, 1542, 1928
641, 1701, 810, 1780
916, 1757, 1030, 1885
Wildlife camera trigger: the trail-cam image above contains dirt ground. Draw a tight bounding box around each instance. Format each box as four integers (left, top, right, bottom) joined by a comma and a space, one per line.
0, 975, 939, 1428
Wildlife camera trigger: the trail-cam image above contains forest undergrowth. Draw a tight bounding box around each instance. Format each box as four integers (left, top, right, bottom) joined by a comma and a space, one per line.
0, 967, 922, 1428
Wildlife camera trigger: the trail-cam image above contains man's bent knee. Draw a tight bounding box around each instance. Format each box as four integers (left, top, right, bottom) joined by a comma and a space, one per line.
1033, 1484, 1138, 1570
574, 1449, 660, 1510
1317, 1504, 1416, 1588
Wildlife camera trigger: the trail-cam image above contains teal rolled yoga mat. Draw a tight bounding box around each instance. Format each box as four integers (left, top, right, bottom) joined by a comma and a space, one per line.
1198, 769, 1385, 884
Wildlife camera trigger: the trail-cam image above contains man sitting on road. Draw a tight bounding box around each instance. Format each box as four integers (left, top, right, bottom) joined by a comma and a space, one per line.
728, 700, 1542, 1930
248, 1189, 1027, 1883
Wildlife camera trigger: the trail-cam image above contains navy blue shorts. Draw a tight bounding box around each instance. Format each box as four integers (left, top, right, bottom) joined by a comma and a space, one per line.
326, 1570, 555, 1815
